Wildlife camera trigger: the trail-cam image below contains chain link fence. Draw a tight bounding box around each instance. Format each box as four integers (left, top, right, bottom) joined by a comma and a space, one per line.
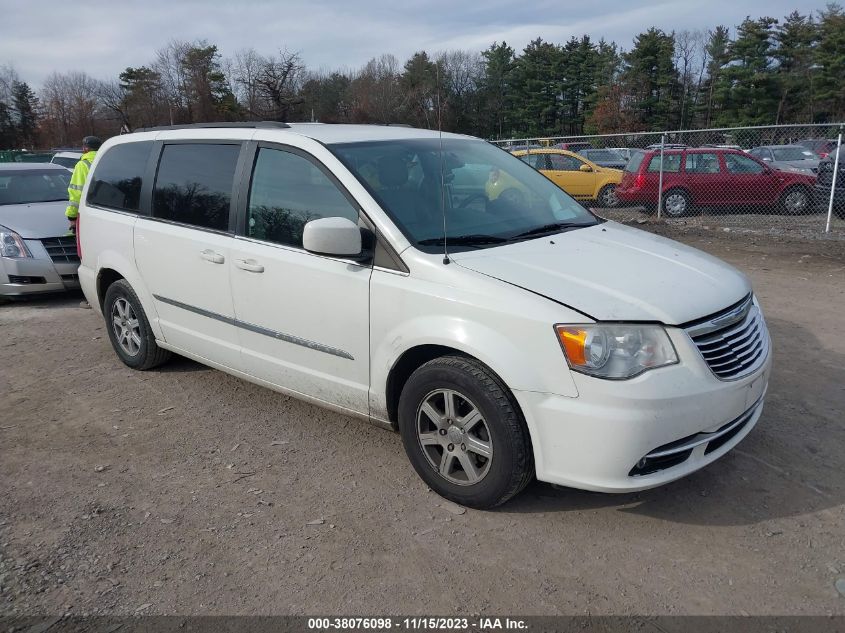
493, 123, 845, 239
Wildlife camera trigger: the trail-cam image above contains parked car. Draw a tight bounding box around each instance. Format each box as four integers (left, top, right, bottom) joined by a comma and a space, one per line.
797, 139, 838, 159
616, 148, 817, 217
0, 163, 80, 296
816, 146, 845, 217
748, 145, 820, 175
77, 122, 771, 508
513, 148, 623, 207
607, 147, 635, 162
576, 148, 628, 170
50, 151, 82, 170
550, 141, 592, 152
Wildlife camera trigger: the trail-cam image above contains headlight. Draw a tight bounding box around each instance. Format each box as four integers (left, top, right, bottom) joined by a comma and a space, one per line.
555, 324, 678, 379
0, 225, 31, 258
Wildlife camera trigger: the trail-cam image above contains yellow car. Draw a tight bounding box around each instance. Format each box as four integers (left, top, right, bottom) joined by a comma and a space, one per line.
512, 149, 623, 207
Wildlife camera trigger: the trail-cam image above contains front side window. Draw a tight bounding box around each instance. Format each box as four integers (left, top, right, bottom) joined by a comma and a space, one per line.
685, 153, 721, 174
330, 138, 598, 253
88, 141, 153, 212
152, 143, 240, 231
725, 153, 764, 174
246, 147, 359, 248
647, 153, 682, 173
772, 147, 816, 161
0, 170, 69, 205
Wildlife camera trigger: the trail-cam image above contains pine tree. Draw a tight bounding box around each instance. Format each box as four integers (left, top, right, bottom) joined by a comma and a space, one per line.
814, 3, 845, 121
621, 28, 679, 130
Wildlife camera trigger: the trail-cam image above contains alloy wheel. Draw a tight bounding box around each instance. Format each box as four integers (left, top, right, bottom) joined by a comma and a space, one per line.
111, 297, 141, 357
784, 190, 808, 214
416, 389, 493, 486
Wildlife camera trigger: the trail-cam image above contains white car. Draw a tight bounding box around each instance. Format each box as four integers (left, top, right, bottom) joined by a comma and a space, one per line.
76, 123, 772, 508
50, 151, 83, 170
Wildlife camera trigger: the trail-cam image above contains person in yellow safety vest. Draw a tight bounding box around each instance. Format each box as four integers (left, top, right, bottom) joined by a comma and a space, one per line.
66, 135, 102, 230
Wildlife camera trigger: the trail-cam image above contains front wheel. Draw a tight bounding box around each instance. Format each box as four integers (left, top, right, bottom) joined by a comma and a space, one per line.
103, 279, 171, 370
398, 356, 534, 509
779, 186, 811, 215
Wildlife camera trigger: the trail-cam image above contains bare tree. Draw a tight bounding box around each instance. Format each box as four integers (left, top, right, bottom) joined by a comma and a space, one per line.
252, 50, 305, 120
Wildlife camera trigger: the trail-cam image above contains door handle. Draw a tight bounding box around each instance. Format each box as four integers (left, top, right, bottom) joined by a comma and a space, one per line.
235, 258, 264, 273
200, 249, 225, 264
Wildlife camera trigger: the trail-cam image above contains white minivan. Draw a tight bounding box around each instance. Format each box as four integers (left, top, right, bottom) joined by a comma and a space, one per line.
77, 123, 771, 508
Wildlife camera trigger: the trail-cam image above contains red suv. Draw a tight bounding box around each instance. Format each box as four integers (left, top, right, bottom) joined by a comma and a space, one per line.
616, 148, 817, 216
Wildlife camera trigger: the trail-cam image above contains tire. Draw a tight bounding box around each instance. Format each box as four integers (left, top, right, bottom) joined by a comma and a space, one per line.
662, 189, 691, 217
597, 184, 619, 208
103, 279, 171, 370
397, 355, 534, 509
779, 186, 811, 215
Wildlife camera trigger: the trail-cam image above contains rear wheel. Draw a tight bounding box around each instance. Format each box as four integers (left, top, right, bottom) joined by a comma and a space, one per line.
103, 280, 171, 370
779, 186, 811, 215
662, 189, 691, 217
398, 356, 534, 509
597, 184, 619, 208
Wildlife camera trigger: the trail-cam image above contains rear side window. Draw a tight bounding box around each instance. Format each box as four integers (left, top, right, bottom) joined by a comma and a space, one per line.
153, 143, 240, 231
625, 151, 645, 172
518, 154, 546, 169
88, 142, 153, 212
685, 153, 721, 174
247, 147, 359, 248
647, 153, 681, 173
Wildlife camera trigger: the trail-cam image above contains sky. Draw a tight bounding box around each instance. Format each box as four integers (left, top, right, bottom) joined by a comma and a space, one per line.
0, 0, 835, 88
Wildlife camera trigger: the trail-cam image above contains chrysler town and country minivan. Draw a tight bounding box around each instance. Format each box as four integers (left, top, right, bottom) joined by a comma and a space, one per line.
77, 123, 771, 508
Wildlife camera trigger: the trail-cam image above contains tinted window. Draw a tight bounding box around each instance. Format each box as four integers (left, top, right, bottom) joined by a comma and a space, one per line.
685, 153, 720, 174
548, 154, 583, 171
88, 142, 153, 212
247, 148, 358, 248
725, 153, 764, 174
153, 143, 240, 231
647, 153, 681, 173
0, 170, 69, 205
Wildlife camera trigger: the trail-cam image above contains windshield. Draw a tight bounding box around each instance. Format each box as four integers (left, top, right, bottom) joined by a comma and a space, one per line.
772, 147, 817, 161
329, 138, 598, 252
0, 171, 70, 205
582, 149, 624, 161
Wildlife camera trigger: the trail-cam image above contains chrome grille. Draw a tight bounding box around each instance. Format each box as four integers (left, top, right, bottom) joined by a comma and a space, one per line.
685, 295, 769, 380
41, 236, 78, 263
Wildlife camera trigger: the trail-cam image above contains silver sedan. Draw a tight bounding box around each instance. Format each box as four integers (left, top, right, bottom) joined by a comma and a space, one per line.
1, 163, 81, 296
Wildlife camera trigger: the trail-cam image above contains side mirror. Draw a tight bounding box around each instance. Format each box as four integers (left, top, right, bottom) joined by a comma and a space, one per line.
579, 164, 593, 173
303, 217, 362, 257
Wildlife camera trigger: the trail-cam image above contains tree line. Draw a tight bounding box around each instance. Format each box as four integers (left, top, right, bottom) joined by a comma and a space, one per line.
1, 4, 843, 150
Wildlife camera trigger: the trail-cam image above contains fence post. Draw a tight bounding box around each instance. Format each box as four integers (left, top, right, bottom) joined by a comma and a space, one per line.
656, 133, 666, 219
825, 130, 842, 234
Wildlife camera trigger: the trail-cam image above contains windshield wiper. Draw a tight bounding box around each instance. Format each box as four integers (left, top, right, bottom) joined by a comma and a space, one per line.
418, 234, 509, 246
508, 222, 592, 240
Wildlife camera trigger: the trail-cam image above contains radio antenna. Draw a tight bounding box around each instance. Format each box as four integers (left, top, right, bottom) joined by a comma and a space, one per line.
437, 62, 449, 265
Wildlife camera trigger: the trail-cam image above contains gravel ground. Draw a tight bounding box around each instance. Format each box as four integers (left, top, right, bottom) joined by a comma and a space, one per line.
1, 229, 844, 617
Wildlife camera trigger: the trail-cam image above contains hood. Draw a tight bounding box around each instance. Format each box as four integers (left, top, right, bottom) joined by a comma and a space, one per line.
0, 201, 71, 239
772, 159, 819, 173
451, 222, 750, 324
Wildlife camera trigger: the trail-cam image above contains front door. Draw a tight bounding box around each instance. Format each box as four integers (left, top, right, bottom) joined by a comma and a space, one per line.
544, 153, 595, 198
230, 145, 372, 415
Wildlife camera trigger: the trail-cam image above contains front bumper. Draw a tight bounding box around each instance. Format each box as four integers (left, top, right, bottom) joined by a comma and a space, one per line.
0, 240, 80, 296
514, 327, 772, 492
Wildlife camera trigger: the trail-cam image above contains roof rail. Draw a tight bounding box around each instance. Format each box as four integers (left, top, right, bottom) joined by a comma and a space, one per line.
136, 121, 291, 132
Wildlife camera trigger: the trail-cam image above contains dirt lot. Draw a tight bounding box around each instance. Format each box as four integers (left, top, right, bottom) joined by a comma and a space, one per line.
1, 228, 844, 617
